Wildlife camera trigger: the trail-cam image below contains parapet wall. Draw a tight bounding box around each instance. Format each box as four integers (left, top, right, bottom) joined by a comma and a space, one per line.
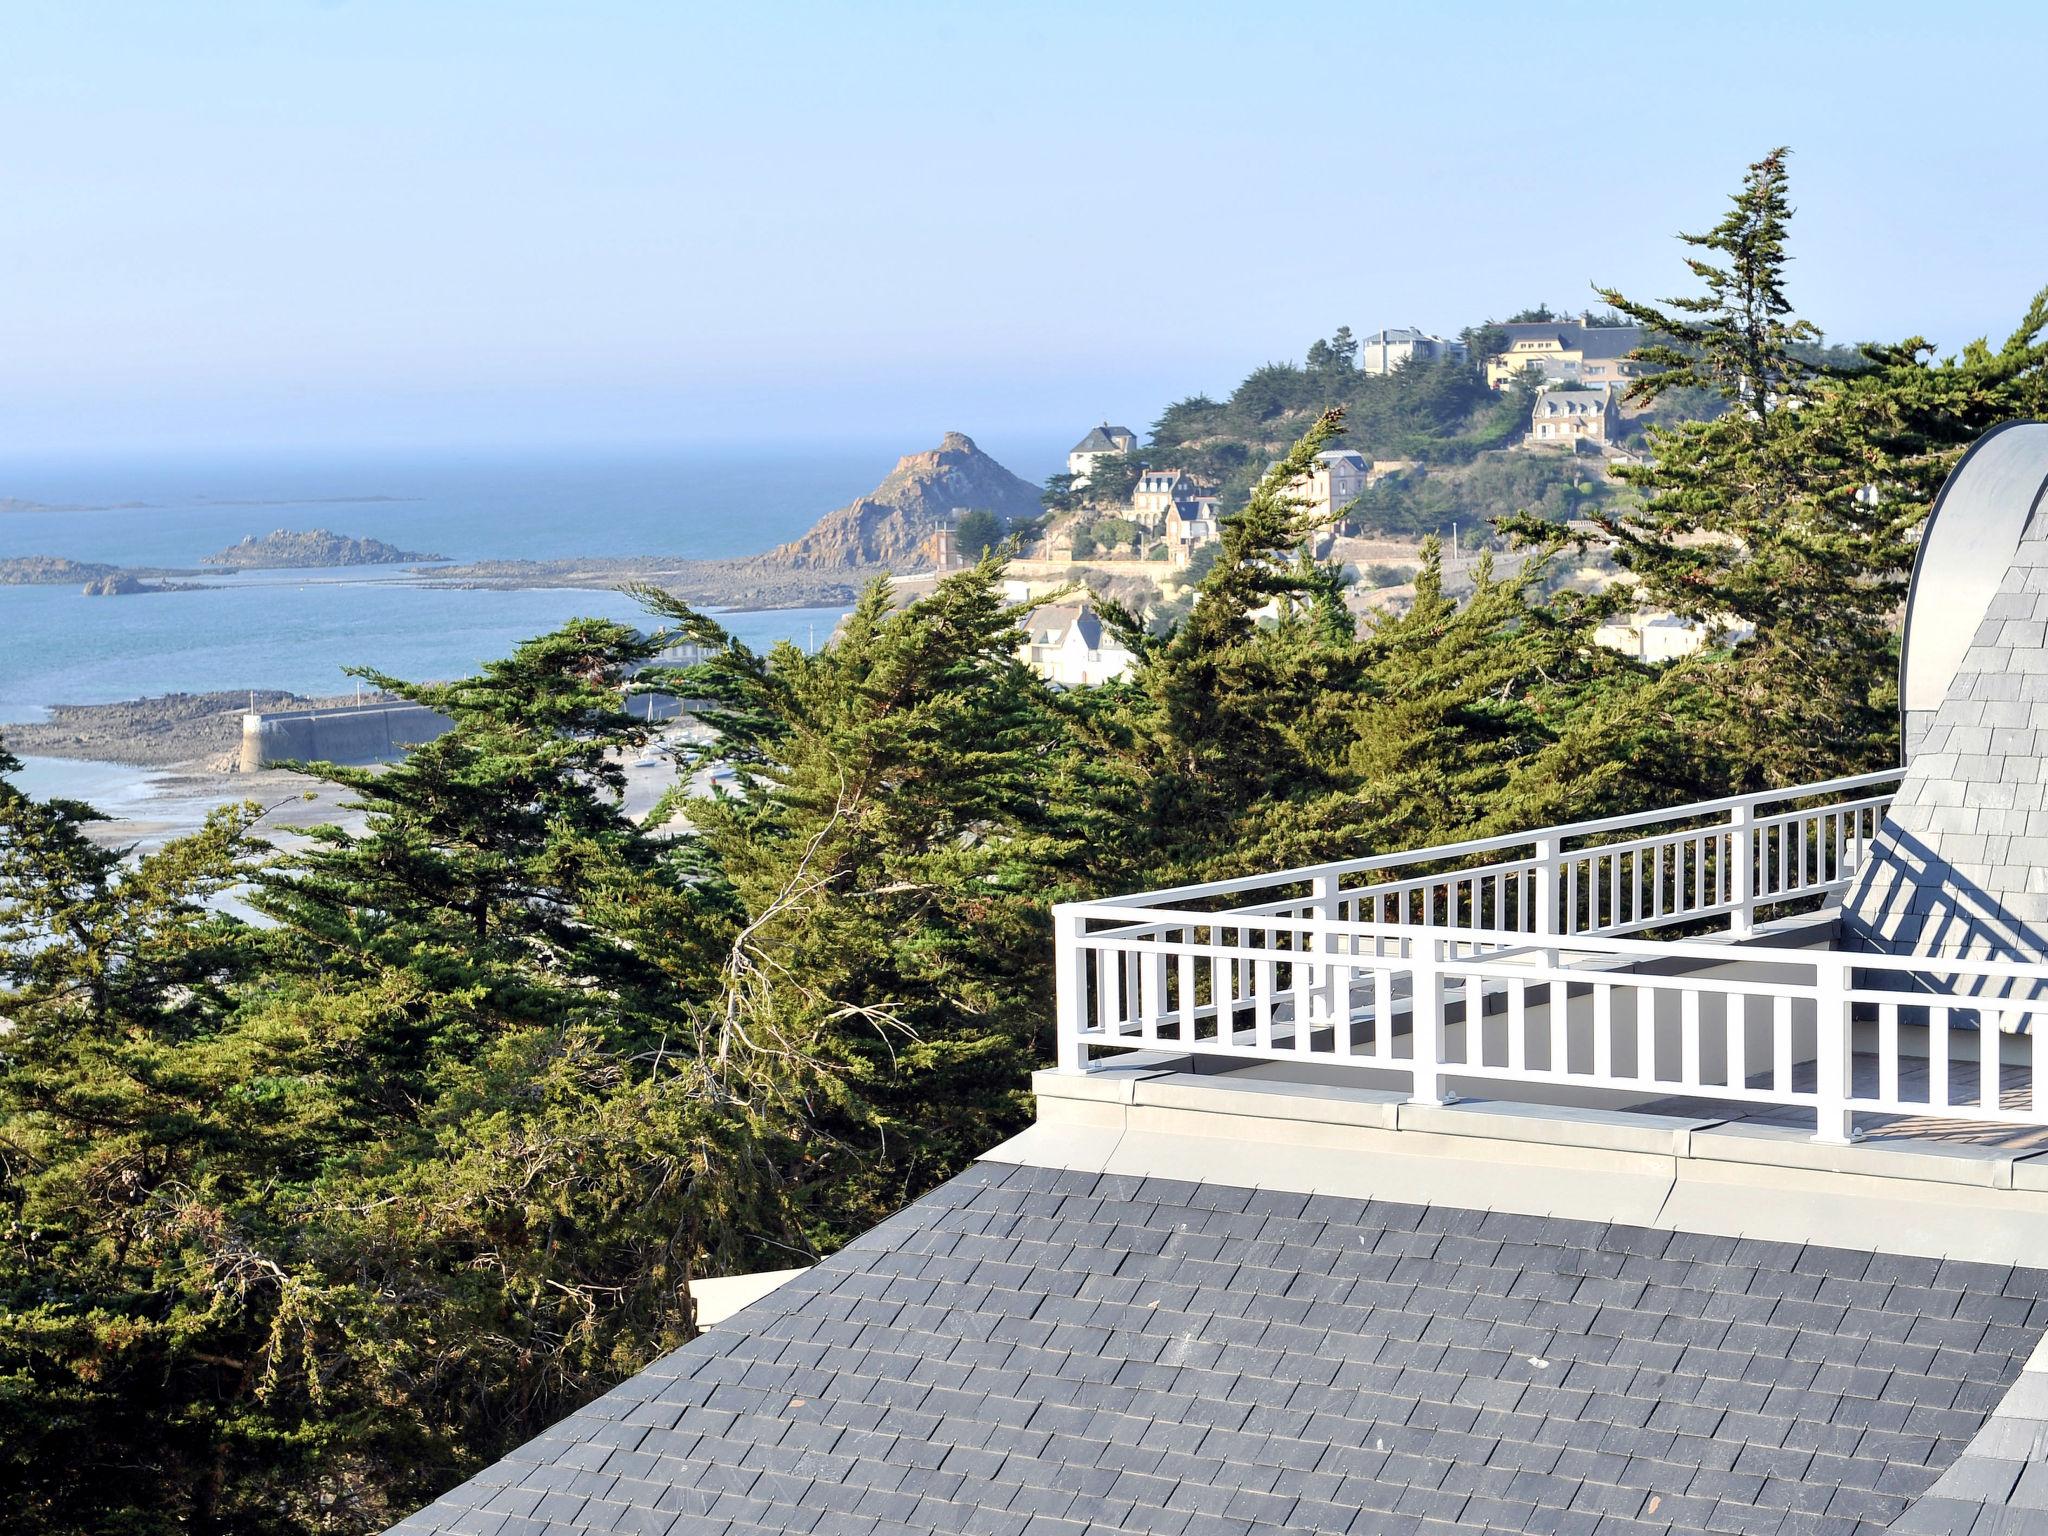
239, 693, 689, 771
239, 702, 453, 772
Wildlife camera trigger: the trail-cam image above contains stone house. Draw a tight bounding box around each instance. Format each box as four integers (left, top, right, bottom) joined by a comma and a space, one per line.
1526, 384, 1618, 448
1128, 467, 1203, 531
1163, 498, 1221, 567
1275, 448, 1371, 520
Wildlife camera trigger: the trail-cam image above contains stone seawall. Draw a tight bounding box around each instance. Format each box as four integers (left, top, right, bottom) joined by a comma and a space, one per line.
239, 694, 687, 771
238, 701, 453, 772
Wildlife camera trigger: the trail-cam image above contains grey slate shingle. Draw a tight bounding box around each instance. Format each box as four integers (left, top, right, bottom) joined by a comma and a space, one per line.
388, 1164, 2048, 1536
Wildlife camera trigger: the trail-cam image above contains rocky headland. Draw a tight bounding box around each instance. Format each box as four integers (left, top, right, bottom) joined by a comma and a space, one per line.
758, 432, 1042, 568
202, 528, 446, 568
427, 431, 1037, 604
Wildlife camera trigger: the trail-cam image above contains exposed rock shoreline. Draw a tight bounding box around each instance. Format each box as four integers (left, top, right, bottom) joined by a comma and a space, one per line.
2, 690, 373, 770
204, 528, 445, 567
419, 555, 865, 608
0, 555, 213, 586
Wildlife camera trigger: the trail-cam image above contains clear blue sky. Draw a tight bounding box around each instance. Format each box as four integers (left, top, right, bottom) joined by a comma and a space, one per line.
6, 0, 2047, 456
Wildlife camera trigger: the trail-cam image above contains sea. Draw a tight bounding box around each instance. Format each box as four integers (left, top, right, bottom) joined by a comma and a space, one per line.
0, 436, 1068, 720
0, 436, 1067, 823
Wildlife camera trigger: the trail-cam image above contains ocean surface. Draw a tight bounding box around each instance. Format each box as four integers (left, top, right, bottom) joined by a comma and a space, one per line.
0, 437, 1067, 720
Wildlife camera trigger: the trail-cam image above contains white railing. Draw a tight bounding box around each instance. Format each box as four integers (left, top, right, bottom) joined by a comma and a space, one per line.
1045, 769, 2048, 1140
1075, 769, 1902, 939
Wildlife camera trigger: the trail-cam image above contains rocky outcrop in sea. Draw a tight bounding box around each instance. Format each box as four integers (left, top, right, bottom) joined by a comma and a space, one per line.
202, 529, 445, 568
757, 431, 1043, 569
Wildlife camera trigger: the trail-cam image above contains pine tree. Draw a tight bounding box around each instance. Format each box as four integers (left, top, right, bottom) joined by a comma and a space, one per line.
636, 560, 1107, 1243
1080, 410, 1668, 880
1582, 148, 2048, 782
0, 752, 307, 1533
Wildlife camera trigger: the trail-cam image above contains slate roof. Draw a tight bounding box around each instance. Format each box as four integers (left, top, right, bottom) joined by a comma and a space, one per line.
1846, 521, 2048, 961
388, 1161, 2048, 1536
1534, 387, 1613, 413
1496, 321, 1647, 360
1023, 603, 1105, 650
1073, 425, 1136, 454
1894, 1367, 2048, 1533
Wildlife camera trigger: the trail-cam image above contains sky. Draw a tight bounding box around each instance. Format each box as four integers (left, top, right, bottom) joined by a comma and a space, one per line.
6, 0, 2048, 457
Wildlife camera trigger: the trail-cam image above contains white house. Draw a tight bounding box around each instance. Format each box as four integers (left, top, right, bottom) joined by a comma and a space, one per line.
1066, 422, 1137, 485
1593, 610, 1754, 662
1526, 384, 1618, 448
1017, 601, 1136, 687
1357, 326, 1465, 375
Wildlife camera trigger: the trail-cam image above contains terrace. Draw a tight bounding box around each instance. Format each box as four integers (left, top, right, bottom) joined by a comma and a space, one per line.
1050, 423, 2048, 1164
1051, 767, 2048, 1148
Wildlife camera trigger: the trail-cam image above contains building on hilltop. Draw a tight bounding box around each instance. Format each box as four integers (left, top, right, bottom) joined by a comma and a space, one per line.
1486, 316, 1649, 392
1067, 422, 1138, 486
1016, 600, 1136, 687
1526, 383, 1619, 448
1127, 465, 1203, 531
389, 423, 2048, 1536
1357, 326, 1466, 375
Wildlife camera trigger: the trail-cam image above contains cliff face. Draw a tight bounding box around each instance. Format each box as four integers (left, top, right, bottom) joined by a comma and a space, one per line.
760, 432, 1041, 569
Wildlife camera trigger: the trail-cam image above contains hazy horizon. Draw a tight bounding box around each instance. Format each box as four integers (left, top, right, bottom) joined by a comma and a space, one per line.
9, 1, 2048, 458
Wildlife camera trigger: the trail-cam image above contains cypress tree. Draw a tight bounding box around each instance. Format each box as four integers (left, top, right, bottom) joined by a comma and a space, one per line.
1578, 148, 2048, 781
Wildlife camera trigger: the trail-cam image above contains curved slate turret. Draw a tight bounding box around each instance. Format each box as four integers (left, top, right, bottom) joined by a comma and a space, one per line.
1846, 421, 2048, 959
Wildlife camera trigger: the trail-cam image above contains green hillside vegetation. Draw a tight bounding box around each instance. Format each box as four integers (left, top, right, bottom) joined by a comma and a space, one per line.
1348, 453, 1637, 536
1058, 329, 1688, 543
1064, 303, 1871, 544
1095, 353, 1533, 515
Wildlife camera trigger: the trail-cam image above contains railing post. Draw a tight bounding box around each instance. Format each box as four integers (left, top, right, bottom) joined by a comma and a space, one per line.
1310, 873, 1339, 1023
1813, 954, 1857, 1143
1728, 801, 1756, 936
1532, 836, 1559, 939
1053, 905, 1090, 1073
1409, 929, 1452, 1104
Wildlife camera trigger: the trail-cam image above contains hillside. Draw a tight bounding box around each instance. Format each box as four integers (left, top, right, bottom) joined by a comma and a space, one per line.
760, 432, 1041, 568
1095, 354, 1534, 515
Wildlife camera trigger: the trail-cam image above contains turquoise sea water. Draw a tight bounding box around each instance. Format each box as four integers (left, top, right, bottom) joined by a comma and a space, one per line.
0, 437, 1066, 719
